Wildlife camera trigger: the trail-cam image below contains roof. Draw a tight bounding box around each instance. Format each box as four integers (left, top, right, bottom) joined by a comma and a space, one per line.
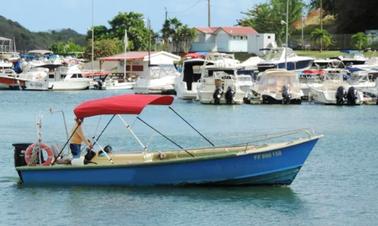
99, 51, 180, 62
217, 26, 257, 36
196, 27, 219, 34
0, 37, 12, 41
196, 26, 257, 36
74, 94, 174, 118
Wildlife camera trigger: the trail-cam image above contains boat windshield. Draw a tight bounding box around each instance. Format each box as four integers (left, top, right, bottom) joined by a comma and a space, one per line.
205, 69, 235, 78
262, 49, 283, 61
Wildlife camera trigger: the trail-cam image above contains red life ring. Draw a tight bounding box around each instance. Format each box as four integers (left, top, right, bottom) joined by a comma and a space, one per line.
24, 143, 54, 166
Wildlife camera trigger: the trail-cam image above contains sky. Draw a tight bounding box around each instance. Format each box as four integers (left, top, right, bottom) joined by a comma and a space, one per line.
0, 0, 265, 34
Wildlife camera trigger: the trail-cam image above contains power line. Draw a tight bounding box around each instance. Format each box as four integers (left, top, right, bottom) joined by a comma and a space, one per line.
168, 0, 206, 15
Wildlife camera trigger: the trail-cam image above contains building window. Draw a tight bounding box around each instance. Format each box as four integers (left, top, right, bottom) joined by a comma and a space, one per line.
268, 36, 271, 39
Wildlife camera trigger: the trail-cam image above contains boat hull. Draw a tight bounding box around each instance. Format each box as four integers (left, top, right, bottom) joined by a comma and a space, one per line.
16, 138, 319, 186
262, 95, 302, 104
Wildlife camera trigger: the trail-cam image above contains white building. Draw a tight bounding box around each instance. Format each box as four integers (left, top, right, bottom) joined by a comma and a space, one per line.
248, 33, 277, 55
191, 26, 256, 53
191, 26, 276, 55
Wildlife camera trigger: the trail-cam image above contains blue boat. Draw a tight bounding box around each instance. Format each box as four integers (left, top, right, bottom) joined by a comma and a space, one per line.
13, 94, 322, 186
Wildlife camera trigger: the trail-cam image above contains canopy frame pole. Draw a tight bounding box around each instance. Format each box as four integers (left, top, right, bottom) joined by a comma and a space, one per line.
169, 106, 215, 147
92, 115, 116, 147
137, 117, 194, 157
118, 115, 148, 152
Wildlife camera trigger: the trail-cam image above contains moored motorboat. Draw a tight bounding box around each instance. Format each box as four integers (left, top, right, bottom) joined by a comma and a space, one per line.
13, 94, 322, 186
175, 58, 206, 100
257, 47, 314, 72
248, 69, 303, 104
309, 71, 364, 105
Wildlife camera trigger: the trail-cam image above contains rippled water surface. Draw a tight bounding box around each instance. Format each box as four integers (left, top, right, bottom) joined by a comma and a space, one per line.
0, 90, 377, 226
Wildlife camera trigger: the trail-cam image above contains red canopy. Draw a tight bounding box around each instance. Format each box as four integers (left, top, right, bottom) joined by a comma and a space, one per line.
74, 94, 174, 118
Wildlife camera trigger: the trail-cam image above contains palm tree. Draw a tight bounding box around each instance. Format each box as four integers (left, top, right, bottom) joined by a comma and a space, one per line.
311, 28, 333, 51
351, 32, 368, 50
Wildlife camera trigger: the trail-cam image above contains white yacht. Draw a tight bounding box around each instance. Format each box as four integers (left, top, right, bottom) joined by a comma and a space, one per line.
134, 64, 179, 94
197, 54, 247, 104
175, 58, 205, 100
257, 47, 314, 72
309, 72, 364, 105
48, 65, 92, 91
248, 69, 303, 104
299, 69, 324, 98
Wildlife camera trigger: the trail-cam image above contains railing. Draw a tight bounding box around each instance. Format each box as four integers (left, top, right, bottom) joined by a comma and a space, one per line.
210, 128, 318, 149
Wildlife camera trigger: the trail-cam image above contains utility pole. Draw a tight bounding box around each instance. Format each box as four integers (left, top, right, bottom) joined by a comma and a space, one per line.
208, 0, 211, 27
301, 15, 304, 49
147, 18, 151, 67
91, 0, 95, 71
164, 7, 168, 21
285, 0, 289, 69
320, 0, 323, 51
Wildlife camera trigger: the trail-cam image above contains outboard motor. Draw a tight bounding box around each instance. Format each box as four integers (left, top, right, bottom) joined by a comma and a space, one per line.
282, 85, 291, 104
12, 143, 32, 167
93, 79, 103, 90
225, 86, 235, 104
213, 88, 223, 104
346, 86, 358, 105
335, 86, 346, 105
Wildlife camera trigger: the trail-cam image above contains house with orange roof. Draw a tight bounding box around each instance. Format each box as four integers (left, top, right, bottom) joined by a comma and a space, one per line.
191, 26, 276, 54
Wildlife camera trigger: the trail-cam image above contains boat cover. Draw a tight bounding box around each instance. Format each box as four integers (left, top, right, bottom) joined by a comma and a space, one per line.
74, 94, 174, 118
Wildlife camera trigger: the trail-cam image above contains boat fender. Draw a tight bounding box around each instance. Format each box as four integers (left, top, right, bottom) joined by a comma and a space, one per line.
213, 88, 223, 104
225, 86, 235, 104
24, 143, 54, 166
282, 85, 291, 104
336, 86, 346, 105
346, 86, 357, 105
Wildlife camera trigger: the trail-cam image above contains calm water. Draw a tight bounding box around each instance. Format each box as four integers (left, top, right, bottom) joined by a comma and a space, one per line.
0, 90, 377, 226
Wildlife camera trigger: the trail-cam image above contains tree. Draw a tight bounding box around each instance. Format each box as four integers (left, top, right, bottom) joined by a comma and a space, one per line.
174, 25, 196, 52
108, 12, 152, 50
50, 41, 84, 55
238, 0, 305, 45
309, 0, 336, 14
335, 0, 378, 33
161, 17, 196, 52
311, 28, 333, 51
351, 32, 368, 50
85, 38, 123, 59
86, 25, 109, 40
161, 18, 182, 50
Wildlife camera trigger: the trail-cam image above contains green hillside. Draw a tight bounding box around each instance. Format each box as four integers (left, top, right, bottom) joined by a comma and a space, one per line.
0, 15, 86, 52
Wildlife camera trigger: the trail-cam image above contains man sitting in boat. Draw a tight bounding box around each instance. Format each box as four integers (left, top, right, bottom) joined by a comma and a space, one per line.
69, 118, 93, 158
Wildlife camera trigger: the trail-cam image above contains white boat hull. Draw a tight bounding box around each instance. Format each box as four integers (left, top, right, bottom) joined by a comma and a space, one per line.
309, 87, 364, 105
49, 80, 90, 91
175, 81, 199, 100
134, 76, 176, 94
